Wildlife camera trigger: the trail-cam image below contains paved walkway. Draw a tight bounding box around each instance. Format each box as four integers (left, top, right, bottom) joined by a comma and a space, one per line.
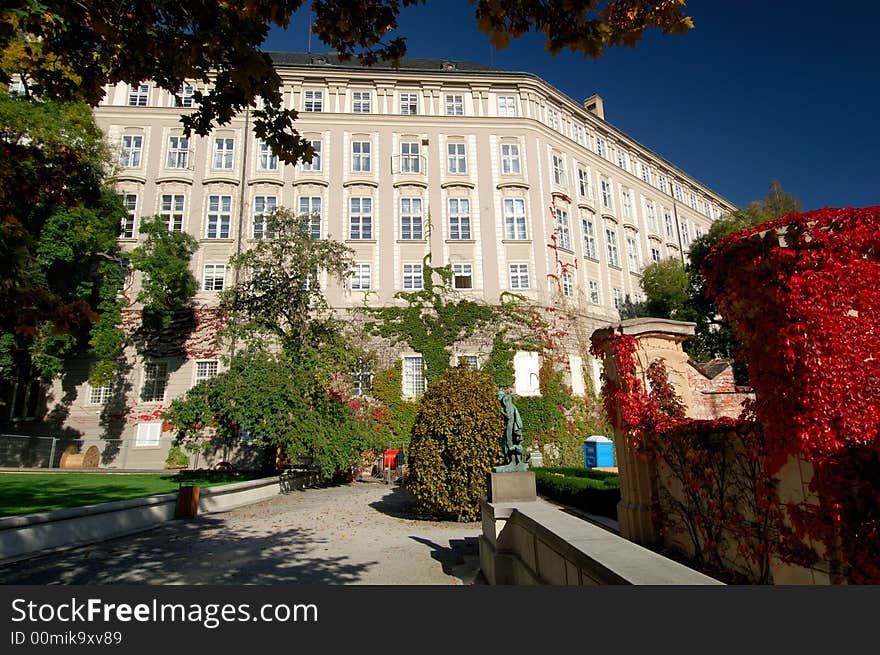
0, 479, 486, 585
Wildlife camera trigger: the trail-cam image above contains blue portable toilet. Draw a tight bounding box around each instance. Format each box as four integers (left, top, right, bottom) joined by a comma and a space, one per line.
584, 435, 614, 469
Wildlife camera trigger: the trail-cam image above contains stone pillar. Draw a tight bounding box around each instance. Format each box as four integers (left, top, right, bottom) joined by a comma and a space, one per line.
591, 318, 696, 546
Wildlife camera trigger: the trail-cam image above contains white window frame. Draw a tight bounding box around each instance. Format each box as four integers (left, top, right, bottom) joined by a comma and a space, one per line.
448, 198, 471, 240
402, 263, 423, 290
605, 227, 620, 267
351, 140, 371, 173
350, 263, 372, 291
304, 89, 323, 112
128, 83, 149, 106
509, 263, 530, 290
400, 142, 421, 174
256, 139, 278, 171
253, 195, 278, 239
205, 195, 232, 239
626, 235, 641, 271
159, 194, 185, 232
203, 263, 226, 292
561, 271, 574, 298
582, 218, 597, 259
299, 196, 322, 239
447, 142, 467, 174
552, 154, 566, 186
176, 84, 195, 108
212, 137, 235, 170
400, 198, 423, 240
135, 422, 162, 447
601, 178, 613, 210
497, 95, 517, 117
400, 92, 418, 115
88, 383, 112, 405
501, 143, 521, 175
166, 135, 189, 169
402, 356, 425, 397
452, 263, 473, 290
352, 90, 372, 113
194, 360, 218, 384
302, 140, 322, 172
577, 168, 592, 200
119, 193, 137, 239
349, 197, 373, 240
503, 198, 527, 240
556, 207, 572, 250
141, 362, 169, 404
588, 279, 601, 305
119, 135, 143, 168
445, 94, 464, 116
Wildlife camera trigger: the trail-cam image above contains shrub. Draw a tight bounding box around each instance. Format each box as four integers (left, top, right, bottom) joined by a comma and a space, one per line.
533, 468, 620, 519
407, 365, 503, 521
165, 444, 190, 469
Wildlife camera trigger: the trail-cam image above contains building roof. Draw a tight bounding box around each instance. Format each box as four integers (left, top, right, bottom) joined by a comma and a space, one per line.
267, 52, 505, 74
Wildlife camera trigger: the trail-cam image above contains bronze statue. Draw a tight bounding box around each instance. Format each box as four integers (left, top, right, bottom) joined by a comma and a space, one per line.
495, 391, 528, 473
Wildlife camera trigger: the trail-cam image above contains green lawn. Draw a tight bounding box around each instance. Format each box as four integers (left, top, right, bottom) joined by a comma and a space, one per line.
0, 471, 266, 517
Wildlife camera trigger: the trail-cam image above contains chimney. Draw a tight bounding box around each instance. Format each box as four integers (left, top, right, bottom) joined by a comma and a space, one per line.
584, 94, 605, 120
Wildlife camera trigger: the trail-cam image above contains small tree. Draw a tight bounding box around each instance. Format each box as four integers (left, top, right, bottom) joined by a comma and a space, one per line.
407, 365, 502, 521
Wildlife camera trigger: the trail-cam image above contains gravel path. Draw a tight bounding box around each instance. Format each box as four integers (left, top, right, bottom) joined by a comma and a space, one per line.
0, 479, 485, 585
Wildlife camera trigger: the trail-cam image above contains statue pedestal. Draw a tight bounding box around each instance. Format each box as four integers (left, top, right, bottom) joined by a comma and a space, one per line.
488, 471, 536, 503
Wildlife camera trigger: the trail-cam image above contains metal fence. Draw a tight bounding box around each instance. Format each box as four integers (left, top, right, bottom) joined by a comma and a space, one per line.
0, 434, 133, 469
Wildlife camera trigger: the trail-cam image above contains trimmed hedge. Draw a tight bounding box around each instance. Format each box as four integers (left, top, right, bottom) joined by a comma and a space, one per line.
533, 468, 620, 520
539, 466, 619, 483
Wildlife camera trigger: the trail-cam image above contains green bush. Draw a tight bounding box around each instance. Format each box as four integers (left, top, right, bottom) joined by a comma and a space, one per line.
538, 466, 619, 483
165, 444, 190, 469
533, 468, 620, 519
407, 365, 503, 521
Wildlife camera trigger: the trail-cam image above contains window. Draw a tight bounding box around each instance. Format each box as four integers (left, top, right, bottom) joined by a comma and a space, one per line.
552, 154, 566, 186
696, 225, 703, 239
350, 263, 372, 291
680, 221, 690, 246
674, 183, 684, 202
352, 91, 371, 113
304, 90, 323, 112
349, 197, 373, 240
253, 195, 277, 239
400, 198, 423, 240
596, 136, 608, 159
612, 287, 623, 310
135, 422, 162, 447
299, 196, 322, 239
503, 198, 527, 240
560, 271, 574, 298
641, 162, 652, 184
402, 263, 423, 290
447, 142, 466, 174
206, 195, 232, 238
621, 189, 634, 221
302, 140, 322, 172
119, 193, 137, 239
351, 359, 372, 396
119, 135, 142, 168
448, 199, 471, 240
212, 138, 234, 169
351, 141, 371, 173
400, 142, 420, 173
658, 173, 669, 194
605, 227, 620, 267
509, 263, 530, 290
453, 263, 473, 290
159, 194, 185, 232
498, 95, 517, 117
400, 93, 418, 115
577, 168, 592, 200
128, 83, 149, 106
651, 246, 662, 263
546, 108, 560, 130
601, 178, 613, 210
402, 356, 425, 397
664, 209, 675, 239
689, 192, 698, 210
501, 143, 521, 175
88, 383, 112, 405
203, 264, 226, 291
256, 140, 278, 171
588, 279, 601, 304
645, 201, 658, 233
458, 355, 479, 369
555, 207, 571, 250
582, 218, 598, 259
166, 135, 189, 169
176, 84, 195, 108
445, 94, 464, 116
573, 124, 586, 146
616, 148, 629, 171
195, 361, 218, 384
141, 362, 168, 403
626, 236, 640, 271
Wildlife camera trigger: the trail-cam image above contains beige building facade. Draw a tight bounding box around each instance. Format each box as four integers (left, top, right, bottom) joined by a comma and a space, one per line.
5, 54, 735, 469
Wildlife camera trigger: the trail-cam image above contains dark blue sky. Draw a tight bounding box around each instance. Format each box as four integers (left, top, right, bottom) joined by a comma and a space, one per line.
264, 2, 880, 211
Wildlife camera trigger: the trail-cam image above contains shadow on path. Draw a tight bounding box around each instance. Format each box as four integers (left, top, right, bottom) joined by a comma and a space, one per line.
367, 483, 439, 522
408, 535, 483, 584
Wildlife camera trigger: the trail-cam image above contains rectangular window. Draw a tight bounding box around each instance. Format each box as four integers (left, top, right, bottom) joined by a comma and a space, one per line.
203, 264, 226, 292
573, 124, 586, 146
596, 136, 608, 159
627, 236, 640, 271
605, 227, 620, 267
304, 90, 323, 112
501, 143, 521, 175
135, 422, 162, 447
445, 94, 464, 116
689, 192, 698, 210
400, 142, 420, 174
561, 271, 574, 298
349, 197, 373, 240
212, 138, 234, 169
119, 135, 142, 168
302, 140, 322, 172
402, 263, 423, 290
641, 162, 651, 184
88, 383, 112, 405
622, 189, 634, 221
141, 362, 168, 403
503, 198, 527, 240
128, 83, 149, 106
546, 108, 560, 130
498, 95, 517, 117
680, 221, 690, 245
646, 201, 658, 233
674, 183, 684, 202
159, 194, 185, 232
448, 199, 471, 240
256, 140, 278, 171
509, 263, 530, 290
400, 93, 418, 115
552, 154, 566, 186
119, 193, 137, 239
447, 142, 466, 174
658, 173, 668, 194
195, 361, 218, 384
351, 360, 372, 397
453, 263, 473, 290
253, 195, 278, 239
351, 141, 371, 173
402, 356, 425, 397
400, 198, 423, 240
577, 168, 592, 200
176, 84, 195, 108
352, 90, 371, 113
612, 287, 623, 310
166, 135, 189, 169
350, 263, 372, 291
664, 209, 675, 239
651, 246, 662, 263
601, 178, 613, 210
616, 148, 629, 171
206, 195, 232, 238
589, 280, 601, 304
299, 196, 322, 239
582, 218, 597, 259
556, 208, 571, 250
